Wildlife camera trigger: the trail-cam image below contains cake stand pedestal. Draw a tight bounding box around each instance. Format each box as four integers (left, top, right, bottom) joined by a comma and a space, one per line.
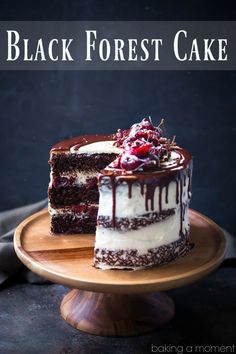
14, 210, 226, 337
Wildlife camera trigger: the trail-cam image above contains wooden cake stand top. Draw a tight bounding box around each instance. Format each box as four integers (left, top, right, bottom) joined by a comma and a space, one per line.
14, 209, 226, 294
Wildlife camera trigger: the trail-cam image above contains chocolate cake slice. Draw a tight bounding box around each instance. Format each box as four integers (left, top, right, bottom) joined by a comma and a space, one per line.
48, 135, 121, 234
94, 118, 193, 270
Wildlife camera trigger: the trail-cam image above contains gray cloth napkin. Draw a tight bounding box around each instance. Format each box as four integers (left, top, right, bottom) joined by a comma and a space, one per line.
0, 200, 235, 286
0, 199, 48, 285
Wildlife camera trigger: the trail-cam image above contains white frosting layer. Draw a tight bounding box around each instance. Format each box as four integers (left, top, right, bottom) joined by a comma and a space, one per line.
73, 171, 97, 184
98, 178, 190, 218
48, 203, 97, 216
70, 140, 122, 155
49, 171, 98, 187
95, 209, 190, 255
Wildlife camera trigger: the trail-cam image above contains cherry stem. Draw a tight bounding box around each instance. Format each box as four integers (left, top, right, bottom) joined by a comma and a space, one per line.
171, 135, 176, 145
157, 118, 165, 129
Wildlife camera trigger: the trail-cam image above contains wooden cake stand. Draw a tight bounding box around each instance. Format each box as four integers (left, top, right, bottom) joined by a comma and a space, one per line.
14, 209, 226, 337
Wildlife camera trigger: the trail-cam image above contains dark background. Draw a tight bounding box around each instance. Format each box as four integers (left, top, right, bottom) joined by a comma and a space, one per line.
0, 1, 236, 236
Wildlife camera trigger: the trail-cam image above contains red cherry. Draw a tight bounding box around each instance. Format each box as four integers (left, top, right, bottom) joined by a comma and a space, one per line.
129, 124, 142, 138
52, 176, 60, 188
135, 144, 152, 157
120, 153, 142, 171
88, 207, 97, 218
134, 130, 149, 140
109, 156, 121, 168
52, 176, 74, 188
159, 137, 167, 144
140, 117, 155, 130
72, 204, 88, 214
116, 129, 123, 138
129, 140, 152, 157
115, 128, 130, 147
87, 177, 97, 190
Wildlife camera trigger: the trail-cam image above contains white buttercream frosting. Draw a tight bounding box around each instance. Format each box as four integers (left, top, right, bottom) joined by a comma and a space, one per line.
70, 140, 122, 155
95, 210, 190, 255
48, 203, 97, 216
49, 171, 98, 187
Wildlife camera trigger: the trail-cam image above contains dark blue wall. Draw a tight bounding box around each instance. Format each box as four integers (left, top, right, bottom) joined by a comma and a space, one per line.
0, 1, 236, 236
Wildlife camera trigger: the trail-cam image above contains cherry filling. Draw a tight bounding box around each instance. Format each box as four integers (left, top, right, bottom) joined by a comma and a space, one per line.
71, 204, 97, 218
52, 176, 98, 190
52, 176, 75, 188
87, 177, 98, 190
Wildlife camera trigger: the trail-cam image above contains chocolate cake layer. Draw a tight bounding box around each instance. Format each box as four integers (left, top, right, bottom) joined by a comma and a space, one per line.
97, 209, 175, 231
51, 214, 96, 234
48, 185, 99, 208
50, 153, 118, 174
51, 175, 98, 189
94, 235, 194, 269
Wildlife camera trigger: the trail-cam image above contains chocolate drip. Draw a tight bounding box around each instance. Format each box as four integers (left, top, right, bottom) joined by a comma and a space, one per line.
183, 174, 186, 187
145, 192, 149, 211
102, 147, 192, 179
175, 179, 179, 204
183, 203, 186, 222
110, 176, 117, 229
127, 181, 133, 199
179, 177, 183, 234
146, 182, 157, 211
187, 169, 192, 198
51, 134, 115, 152
140, 181, 145, 196
126, 173, 185, 214
159, 186, 163, 213
165, 185, 169, 204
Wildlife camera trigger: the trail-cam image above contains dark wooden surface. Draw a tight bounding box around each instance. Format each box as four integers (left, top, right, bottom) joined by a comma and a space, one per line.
0, 266, 235, 354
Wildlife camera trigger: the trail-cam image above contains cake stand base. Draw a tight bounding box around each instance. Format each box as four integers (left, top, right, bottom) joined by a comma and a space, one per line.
60, 289, 175, 336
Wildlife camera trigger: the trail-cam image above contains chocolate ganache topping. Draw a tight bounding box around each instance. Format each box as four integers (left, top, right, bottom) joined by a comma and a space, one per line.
51, 134, 115, 152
